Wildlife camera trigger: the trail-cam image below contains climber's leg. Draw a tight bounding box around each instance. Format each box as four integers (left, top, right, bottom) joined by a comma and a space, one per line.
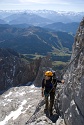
50, 92, 55, 116
44, 96, 48, 110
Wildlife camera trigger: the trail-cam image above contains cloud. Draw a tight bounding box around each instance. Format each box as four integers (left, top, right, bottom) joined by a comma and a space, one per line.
0, 0, 84, 12
0, 0, 20, 4
0, 0, 84, 5
0, 0, 69, 5
19, 0, 69, 4
18, 0, 84, 4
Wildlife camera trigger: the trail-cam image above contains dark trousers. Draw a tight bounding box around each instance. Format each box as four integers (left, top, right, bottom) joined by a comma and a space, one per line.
45, 91, 55, 114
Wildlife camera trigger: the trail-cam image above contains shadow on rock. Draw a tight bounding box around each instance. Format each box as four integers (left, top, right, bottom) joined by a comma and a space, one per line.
44, 110, 59, 123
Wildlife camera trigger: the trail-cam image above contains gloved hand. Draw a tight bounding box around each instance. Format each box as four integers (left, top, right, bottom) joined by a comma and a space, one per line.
61, 80, 64, 84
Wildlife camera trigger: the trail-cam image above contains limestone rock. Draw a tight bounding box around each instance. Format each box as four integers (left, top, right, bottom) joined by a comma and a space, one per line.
34, 55, 52, 87
0, 48, 41, 91
58, 18, 84, 125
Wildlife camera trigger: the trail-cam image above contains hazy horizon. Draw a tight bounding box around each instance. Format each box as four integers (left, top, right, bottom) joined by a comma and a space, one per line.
0, 0, 84, 12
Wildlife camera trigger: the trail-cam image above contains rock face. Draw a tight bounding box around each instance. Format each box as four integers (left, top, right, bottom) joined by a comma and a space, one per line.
34, 55, 52, 87
58, 18, 84, 125
0, 48, 41, 91
0, 84, 42, 125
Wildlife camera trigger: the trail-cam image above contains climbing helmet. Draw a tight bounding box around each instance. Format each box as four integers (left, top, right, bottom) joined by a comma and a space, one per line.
45, 71, 53, 77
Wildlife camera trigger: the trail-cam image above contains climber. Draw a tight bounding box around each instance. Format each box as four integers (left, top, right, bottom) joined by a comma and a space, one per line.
41, 70, 64, 116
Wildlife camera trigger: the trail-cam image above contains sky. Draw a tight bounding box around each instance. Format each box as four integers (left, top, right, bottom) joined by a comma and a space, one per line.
0, 0, 84, 12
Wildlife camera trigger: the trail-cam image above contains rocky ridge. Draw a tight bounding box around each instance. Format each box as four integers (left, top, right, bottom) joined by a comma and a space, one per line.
58, 18, 84, 125
0, 48, 53, 91
34, 55, 52, 87
0, 48, 41, 91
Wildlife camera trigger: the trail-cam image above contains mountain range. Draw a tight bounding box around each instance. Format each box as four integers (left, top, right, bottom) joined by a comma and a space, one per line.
0, 24, 74, 55
0, 19, 6, 24
31, 10, 84, 22
44, 22, 79, 34
0, 10, 83, 26
3, 13, 53, 26
0, 10, 82, 70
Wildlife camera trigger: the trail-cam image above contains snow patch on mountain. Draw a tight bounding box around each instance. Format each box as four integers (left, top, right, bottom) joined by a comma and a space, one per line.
0, 84, 42, 125
5, 92, 12, 98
